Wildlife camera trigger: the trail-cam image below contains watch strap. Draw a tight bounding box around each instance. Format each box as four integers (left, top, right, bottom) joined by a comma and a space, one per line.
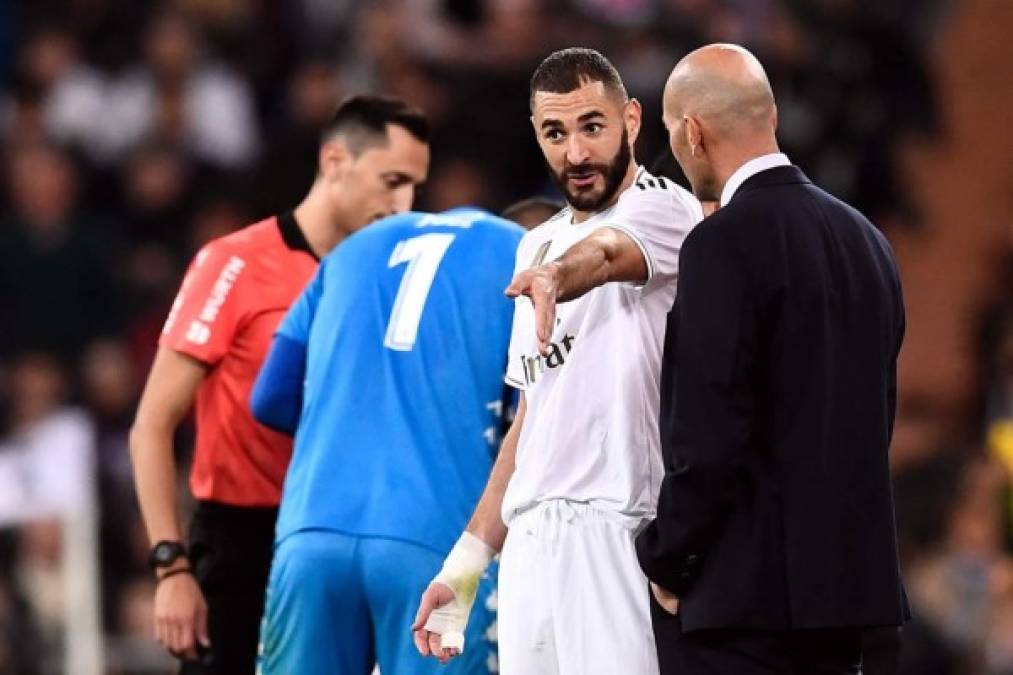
156, 567, 194, 583
148, 540, 188, 570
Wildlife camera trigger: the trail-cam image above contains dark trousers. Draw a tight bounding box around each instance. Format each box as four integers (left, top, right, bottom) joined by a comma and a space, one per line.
180, 501, 278, 675
651, 594, 863, 675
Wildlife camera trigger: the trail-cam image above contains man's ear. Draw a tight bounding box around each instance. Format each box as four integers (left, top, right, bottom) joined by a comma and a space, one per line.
624, 98, 642, 146
319, 139, 351, 180
685, 116, 704, 157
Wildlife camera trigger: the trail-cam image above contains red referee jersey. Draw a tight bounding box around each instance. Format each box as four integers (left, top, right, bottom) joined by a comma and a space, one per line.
160, 214, 318, 506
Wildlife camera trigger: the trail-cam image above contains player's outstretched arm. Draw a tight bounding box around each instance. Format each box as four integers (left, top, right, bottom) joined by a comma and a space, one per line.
412, 394, 526, 663
506, 227, 647, 355
129, 347, 211, 661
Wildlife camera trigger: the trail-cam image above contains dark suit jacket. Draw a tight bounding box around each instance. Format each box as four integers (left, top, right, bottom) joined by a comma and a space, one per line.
636, 165, 909, 633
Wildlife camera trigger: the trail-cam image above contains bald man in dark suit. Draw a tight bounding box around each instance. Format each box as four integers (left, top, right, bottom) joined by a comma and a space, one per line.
635, 44, 909, 674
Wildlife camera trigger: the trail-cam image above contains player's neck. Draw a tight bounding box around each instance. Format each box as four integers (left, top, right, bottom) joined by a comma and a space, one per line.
293, 191, 346, 259
570, 160, 639, 224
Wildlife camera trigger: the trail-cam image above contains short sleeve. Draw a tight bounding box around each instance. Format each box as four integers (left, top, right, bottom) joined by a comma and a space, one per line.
504, 297, 529, 390
277, 258, 326, 346
504, 234, 535, 390
601, 178, 702, 283
159, 242, 250, 365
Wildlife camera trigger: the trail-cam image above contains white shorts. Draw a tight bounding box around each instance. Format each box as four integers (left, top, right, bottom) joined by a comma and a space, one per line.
497, 500, 659, 675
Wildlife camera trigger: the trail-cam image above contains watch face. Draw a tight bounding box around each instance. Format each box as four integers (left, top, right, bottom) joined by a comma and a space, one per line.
149, 541, 185, 568
154, 544, 174, 564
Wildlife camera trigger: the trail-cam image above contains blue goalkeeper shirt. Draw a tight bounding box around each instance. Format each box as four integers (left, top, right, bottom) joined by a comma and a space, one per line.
254, 208, 523, 553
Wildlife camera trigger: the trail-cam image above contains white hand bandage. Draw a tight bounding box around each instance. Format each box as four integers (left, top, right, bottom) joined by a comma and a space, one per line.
424, 532, 495, 652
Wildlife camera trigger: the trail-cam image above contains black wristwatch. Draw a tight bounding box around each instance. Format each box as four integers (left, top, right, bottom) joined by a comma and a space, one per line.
148, 540, 188, 570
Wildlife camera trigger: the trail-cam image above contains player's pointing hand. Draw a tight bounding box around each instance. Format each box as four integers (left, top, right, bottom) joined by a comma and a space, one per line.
506, 262, 561, 357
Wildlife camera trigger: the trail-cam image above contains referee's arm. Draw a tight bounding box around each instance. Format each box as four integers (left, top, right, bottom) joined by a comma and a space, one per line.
129, 347, 211, 659
130, 347, 206, 559
506, 228, 647, 355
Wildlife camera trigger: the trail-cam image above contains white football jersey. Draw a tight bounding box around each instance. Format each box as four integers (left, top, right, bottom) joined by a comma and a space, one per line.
502, 167, 702, 525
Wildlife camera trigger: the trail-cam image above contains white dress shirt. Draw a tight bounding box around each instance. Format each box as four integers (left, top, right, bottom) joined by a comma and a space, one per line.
719, 152, 792, 207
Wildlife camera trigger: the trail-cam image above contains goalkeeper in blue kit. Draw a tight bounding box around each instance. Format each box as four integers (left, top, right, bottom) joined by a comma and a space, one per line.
251, 207, 523, 673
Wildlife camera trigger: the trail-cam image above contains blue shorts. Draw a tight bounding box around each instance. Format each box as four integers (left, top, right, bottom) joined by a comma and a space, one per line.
257, 530, 498, 674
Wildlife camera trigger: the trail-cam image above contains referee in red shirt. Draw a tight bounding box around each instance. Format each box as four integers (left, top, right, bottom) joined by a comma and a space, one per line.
129, 95, 430, 673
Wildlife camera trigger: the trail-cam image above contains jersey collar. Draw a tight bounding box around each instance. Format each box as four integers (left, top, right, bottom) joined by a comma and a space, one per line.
277, 211, 319, 261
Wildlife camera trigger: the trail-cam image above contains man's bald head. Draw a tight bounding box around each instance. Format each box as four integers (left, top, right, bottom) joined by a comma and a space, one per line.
662, 43, 780, 202
664, 44, 776, 137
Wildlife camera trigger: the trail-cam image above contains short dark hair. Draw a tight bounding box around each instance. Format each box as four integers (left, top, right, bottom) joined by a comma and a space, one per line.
322, 94, 430, 155
529, 48, 627, 110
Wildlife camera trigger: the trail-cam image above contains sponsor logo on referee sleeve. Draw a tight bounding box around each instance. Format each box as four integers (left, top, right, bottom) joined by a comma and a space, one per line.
184, 255, 246, 345
185, 321, 211, 345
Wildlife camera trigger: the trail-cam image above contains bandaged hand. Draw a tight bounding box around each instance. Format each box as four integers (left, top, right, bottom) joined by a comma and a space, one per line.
412, 532, 494, 659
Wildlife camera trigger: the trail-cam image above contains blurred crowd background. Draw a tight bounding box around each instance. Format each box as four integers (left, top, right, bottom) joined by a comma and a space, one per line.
0, 0, 1010, 673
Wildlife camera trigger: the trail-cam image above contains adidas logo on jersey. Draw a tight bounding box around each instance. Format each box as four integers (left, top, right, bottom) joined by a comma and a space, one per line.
635, 175, 671, 191
520, 333, 576, 386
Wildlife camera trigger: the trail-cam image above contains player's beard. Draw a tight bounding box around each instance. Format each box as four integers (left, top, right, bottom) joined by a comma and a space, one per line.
549, 127, 632, 212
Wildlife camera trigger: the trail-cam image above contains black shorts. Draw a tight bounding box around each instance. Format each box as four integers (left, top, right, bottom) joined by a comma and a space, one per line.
181, 500, 278, 675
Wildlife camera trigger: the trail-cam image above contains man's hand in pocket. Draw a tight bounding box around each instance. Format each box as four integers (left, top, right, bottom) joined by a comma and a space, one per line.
651, 582, 680, 615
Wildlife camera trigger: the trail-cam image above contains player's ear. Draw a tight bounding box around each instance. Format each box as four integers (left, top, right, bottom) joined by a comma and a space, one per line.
624, 98, 642, 146
319, 139, 352, 181
530, 114, 554, 154
529, 114, 541, 140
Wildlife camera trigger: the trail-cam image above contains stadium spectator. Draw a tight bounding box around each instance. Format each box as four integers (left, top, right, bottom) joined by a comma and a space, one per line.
119, 141, 197, 253
1, 79, 48, 150
905, 456, 1013, 672
102, 9, 259, 170
251, 57, 345, 218
80, 339, 149, 635
0, 353, 97, 670
17, 24, 107, 164
0, 141, 120, 362
0, 353, 95, 525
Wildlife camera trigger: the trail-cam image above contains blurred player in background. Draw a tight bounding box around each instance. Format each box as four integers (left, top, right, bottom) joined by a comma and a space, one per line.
251, 207, 523, 674
129, 95, 429, 674
501, 196, 565, 230
413, 48, 701, 674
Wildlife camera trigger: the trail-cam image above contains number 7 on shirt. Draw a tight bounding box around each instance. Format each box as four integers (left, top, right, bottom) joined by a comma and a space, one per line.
384, 233, 456, 351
